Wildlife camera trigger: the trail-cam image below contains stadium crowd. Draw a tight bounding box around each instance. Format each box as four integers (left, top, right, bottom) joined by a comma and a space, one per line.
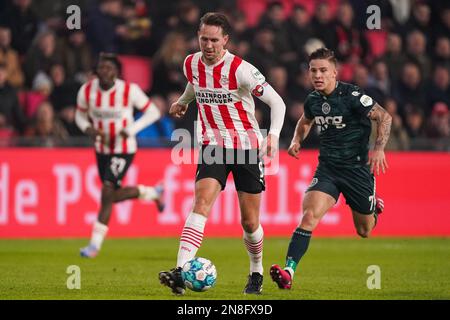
0, 0, 449, 150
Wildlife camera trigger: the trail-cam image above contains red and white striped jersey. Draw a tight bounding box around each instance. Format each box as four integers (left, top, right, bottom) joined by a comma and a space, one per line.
183, 50, 267, 149
76, 78, 153, 154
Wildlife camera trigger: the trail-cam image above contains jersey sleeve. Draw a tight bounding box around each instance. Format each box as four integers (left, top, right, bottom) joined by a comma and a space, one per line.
182, 54, 194, 84
237, 60, 267, 95
182, 55, 188, 79
130, 83, 151, 111
303, 96, 314, 120
76, 84, 89, 112
350, 86, 377, 117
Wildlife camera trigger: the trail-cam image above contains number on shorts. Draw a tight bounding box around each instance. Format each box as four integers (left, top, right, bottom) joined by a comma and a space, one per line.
110, 157, 126, 177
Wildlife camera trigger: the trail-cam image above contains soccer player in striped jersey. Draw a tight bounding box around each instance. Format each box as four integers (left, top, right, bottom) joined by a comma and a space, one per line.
75, 53, 164, 258
159, 12, 286, 295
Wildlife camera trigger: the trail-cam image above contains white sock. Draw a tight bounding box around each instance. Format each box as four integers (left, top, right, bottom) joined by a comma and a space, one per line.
90, 221, 109, 249
244, 224, 264, 275
177, 212, 207, 268
284, 267, 295, 279
138, 184, 158, 201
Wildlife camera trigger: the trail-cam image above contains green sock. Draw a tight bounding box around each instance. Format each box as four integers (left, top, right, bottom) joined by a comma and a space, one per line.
284, 228, 312, 276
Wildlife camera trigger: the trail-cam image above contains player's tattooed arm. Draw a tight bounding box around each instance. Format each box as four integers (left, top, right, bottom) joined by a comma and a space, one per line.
367, 103, 392, 174
368, 103, 392, 151
288, 115, 314, 159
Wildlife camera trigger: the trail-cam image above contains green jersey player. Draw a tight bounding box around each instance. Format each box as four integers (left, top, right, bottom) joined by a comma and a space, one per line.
270, 48, 392, 289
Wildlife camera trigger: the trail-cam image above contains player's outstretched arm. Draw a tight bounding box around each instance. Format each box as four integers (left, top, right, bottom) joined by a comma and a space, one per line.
288, 115, 314, 159
367, 103, 392, 175
170, 83, 195, 118
123, 101, 161, 138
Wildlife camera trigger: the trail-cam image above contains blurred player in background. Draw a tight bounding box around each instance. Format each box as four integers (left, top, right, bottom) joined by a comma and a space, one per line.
270, 48, 390, 289
75, 53, 165, 258
159, 12, 286, 295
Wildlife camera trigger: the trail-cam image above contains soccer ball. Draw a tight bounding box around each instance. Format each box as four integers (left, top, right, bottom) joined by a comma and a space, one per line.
181, 257, 217, 292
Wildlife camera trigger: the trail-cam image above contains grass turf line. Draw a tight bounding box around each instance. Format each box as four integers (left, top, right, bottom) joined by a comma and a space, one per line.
0, 238, 449, 300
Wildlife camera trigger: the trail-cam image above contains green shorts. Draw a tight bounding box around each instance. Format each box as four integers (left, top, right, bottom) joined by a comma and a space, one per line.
306, 162, 376, 214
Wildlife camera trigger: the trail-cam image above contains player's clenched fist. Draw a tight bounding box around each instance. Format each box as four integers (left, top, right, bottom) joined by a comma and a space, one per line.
169, 103, 188, 118
288, 141, 301, 159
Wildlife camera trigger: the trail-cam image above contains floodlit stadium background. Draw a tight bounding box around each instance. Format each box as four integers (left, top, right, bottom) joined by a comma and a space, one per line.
0, 0, 449, 237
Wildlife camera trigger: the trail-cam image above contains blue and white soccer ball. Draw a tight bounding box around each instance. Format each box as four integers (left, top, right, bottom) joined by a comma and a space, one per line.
181, 257, 217, 292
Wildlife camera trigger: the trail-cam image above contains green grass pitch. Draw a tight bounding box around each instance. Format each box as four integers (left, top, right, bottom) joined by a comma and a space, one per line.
0, 238, 449, 300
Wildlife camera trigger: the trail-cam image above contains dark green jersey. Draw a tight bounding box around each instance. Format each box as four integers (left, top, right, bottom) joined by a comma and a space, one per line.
304, 81, 376, 168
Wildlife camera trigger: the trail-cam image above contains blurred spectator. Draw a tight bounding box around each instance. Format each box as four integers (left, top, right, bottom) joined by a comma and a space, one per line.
352, 64, 385, 105
383, 98, 410, 151
406, 30, 432, 79
59, 30, 93, 85
24, 30, 60, 88
286, 5, 313, 64
0, 63, 27, 133
0, 0, 447, 150
246, 27, 281, 75
402, 2, 433, 47
48, 64, 81, 136
280, 100, 318, 148
32, 71, 53, 97
281, 101, 303, 147
227, 12, 252, 59
288, 66, 313, 102
136, 95, 175, 147
393, 62, 426, 118
117, 0, 152, 55
434, 6, 450, 39
86, 0, 126, 55
404, 104, 425, 139
311, 2, 337, 50
433, 36, 450, 69
267, 65, 288, 99
381, 33, 407, 82
230, 11, 253, 44
425, 102, 450, 139
303, 38, 326, 57
257, 1, 295, 67
151, 32, 188, 96
174, 1, 201, 52
285, 99, 320, 149
334, 1, 368, 64
0, 26, 25, 88
368, 59, 392, 98
0, 0, 39, 55
425, 65, 450, 116
24, 100, 69, 146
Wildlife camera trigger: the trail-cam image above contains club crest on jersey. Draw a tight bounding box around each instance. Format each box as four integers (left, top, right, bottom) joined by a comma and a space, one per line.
322, 102, 331, 114
252, 84, 264, 97
220, 75, 229, 86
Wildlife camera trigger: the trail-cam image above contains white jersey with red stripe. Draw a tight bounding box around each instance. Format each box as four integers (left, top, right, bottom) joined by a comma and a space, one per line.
76, 78, 152, 154
183, 50, 267, 149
